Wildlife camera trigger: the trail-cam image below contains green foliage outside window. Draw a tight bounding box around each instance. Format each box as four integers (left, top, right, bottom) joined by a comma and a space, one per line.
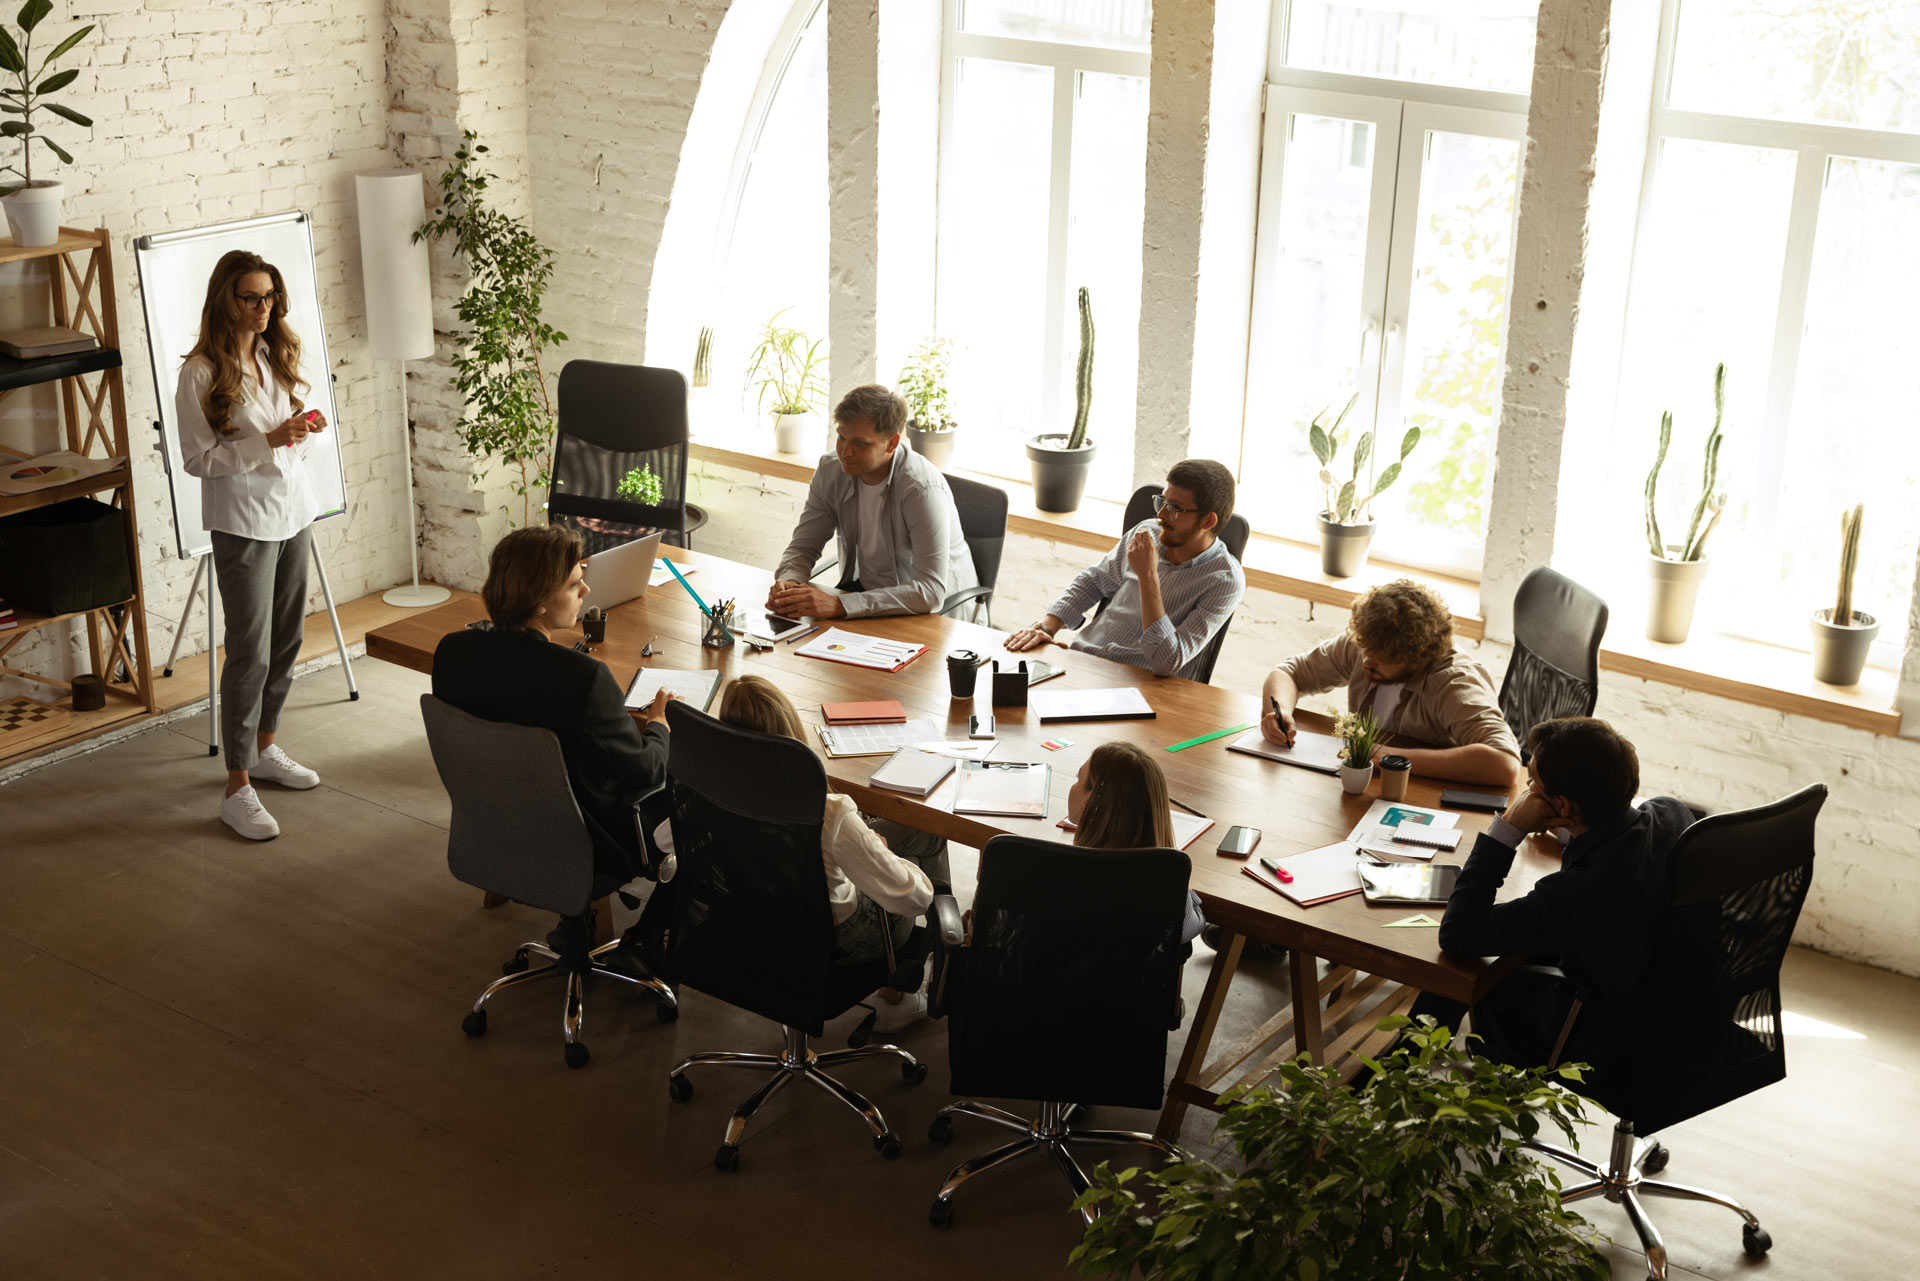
1071, 1017, 1609, 1281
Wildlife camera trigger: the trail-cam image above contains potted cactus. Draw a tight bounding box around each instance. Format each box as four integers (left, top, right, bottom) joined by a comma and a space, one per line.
1643, 363, 1728, 644
1810, 503, 1877, 686
899, 336, 958, 469
1027, 286, 1097, 512
1310, 394, 1422, 578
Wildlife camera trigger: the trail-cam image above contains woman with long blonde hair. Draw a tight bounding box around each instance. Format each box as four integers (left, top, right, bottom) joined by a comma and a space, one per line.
176, 249, 330, 841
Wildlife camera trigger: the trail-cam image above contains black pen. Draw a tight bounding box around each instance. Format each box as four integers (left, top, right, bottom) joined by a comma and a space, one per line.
1168, 794, 1207, 818
1269, 694, 1293, 745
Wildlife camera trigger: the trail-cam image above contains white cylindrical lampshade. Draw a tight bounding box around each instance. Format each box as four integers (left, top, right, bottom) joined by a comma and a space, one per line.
354, 169, 434, 361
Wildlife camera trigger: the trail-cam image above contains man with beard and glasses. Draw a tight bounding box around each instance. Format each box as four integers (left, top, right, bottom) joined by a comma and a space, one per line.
1005, 459, 1244, 680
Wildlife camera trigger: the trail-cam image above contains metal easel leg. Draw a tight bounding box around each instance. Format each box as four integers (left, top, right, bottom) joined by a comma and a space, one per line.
160, 554, 206, 678
206, 554, 220, 757
309, 539, 359, 701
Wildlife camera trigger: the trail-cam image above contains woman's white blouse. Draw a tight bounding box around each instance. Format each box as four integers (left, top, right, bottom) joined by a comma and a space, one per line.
175, 342, 318, 542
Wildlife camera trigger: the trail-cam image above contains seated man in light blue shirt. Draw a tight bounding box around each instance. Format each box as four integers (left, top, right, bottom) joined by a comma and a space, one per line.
766, 383, 979, 619
1006, 459, 1245, 679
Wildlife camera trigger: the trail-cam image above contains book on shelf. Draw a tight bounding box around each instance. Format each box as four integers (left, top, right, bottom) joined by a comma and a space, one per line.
0, 326, 100, 359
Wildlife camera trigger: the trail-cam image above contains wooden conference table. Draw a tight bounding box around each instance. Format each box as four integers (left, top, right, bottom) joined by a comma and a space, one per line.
368, 546, 1557, 1139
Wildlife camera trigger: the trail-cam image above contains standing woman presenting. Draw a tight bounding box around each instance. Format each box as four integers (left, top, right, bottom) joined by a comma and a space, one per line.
176, 250, 329, 840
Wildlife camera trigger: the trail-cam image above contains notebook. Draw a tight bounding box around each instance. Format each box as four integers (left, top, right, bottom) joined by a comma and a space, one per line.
822, 699, 906, 725
952, 760, 1050, 818
1346, 800, 1457, 860
817, 718, 942, 758
1225, 727, 1346, 775
623, 666, 721, 713
0, 325, 99, 359
1028, 686, 1155, 723
868, 749, 958, 796
796, 627, 927, 672
1240, 841, 1365, 907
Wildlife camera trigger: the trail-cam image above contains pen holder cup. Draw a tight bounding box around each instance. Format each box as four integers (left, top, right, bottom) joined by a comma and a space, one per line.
991, 660, 1028, 707
701, 609, 734, 649
581, 612, 607, 645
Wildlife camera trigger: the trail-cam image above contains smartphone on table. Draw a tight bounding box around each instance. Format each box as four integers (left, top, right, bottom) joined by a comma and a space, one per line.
1217, 825, 1261, 858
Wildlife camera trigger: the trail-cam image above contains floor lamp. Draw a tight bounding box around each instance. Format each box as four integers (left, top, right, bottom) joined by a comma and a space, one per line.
355, 169, 449, 608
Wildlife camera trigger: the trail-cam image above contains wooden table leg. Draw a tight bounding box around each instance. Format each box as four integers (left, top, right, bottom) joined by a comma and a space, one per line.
1155, 931, 1245, 1141
1290, 948, 1326, 1062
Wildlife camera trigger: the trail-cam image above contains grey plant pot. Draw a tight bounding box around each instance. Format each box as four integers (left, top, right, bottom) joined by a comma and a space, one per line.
1809, 608, 1879, 686
1317, 515, 1375, 578
1028, 434, 1096, 513
907, 421, 957, 470
1645, 551, 1709, 644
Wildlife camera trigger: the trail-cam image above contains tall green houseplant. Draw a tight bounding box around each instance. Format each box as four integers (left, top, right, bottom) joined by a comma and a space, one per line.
0, 1, 94, 193
416, 131, 567, 527
1072, 1017, 1609, 1281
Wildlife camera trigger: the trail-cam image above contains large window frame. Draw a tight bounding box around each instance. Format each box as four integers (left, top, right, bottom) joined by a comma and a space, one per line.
1604, 0, 1920, 665
935, 2, 1152, 489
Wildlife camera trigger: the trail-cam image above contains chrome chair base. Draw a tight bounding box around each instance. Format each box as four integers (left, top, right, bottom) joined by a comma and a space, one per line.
1527, 1119, 1771, 1281
927, 1099, 1189, 1228
464, 935, 678, 1068
669, 1025, 927, 1170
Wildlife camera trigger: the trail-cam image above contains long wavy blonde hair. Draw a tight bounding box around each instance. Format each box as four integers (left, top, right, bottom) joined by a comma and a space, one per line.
185, 249, 308, 436
1074, 742, 1176, 850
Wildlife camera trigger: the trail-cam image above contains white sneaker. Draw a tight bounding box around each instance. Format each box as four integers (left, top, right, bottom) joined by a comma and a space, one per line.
250, 744, 319, 789
221, 786, 281, 841
869, 990, 930, 1036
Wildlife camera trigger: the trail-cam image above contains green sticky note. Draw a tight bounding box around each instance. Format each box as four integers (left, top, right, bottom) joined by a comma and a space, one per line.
1165, 723, 1252, 752
1382, 913, 1442, 928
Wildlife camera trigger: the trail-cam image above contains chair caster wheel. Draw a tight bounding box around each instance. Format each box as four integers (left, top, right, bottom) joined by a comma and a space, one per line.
655, 998, 679, 1024
1743, 1224, 1771, 1257
875, 1132, 903, 1160
714, 1143, 740, 1172
928, 1199, 954, 1229
668, 1073, 694, 1103
461, 1010, 487, 1037
928, 1115, 954, 1145
902, 1059, 928, 1085
1640, 1141, 1669, 1174
501, 951, 530, 976
564, 1041, 590, 1069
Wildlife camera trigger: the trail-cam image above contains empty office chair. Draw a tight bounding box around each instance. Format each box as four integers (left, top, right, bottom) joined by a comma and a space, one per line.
549, 360, 708, 556
1499, 566, 1609, 757
1099, 483, 1250, 684
660, 703, 934, 1171
1525, 783, 1826, 1280
925, 835, 1192, 1228
419, 695, 677, 1069
937, 474, 1007, 626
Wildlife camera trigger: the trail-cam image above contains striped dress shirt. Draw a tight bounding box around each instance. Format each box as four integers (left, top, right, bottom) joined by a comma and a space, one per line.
1048, 521, 1246, 679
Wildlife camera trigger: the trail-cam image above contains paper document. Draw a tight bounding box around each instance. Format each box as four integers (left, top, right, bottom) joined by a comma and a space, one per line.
914, 739, 999, 760
1261, 841, 1365, 906
953, 760, 1050, 818
868, 749, 958, 796
1225, 727, 1346, 775
650, 560, 694, 588
1028, 686, 1155, 723
817, 718, 943, 758
796, 627, 927, 672
624, 667, 721, 713
1057, 808, 1214, 851
1346, 800, 1456, 861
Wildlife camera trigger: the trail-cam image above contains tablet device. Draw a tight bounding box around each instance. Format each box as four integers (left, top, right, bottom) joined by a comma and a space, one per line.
1358, 861, 1459, 906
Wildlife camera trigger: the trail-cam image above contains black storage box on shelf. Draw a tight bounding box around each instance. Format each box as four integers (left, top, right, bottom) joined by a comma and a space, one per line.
0, 497, 134, 617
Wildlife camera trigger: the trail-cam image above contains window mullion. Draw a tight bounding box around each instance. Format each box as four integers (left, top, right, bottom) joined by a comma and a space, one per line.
1746, 146, 1827, 551
1040, 65, 1075, 434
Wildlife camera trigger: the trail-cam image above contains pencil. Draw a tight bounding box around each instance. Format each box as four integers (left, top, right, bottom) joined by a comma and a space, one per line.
1168, 794, 1208, 818
781, 624, 820, 644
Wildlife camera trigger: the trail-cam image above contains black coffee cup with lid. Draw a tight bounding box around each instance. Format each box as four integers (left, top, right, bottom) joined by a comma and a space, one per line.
947, 649, 979, 698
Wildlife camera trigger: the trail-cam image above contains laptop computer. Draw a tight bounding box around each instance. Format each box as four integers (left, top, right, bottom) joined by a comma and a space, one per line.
579, 531, 664, 610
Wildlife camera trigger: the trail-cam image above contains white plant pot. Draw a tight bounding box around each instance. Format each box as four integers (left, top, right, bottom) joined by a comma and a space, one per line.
1645, 551, 1710, 644
1809, 608, 1879, 686
2, 180, 63, 248
1339, 761, 1375, 795
773, 411, 813, 454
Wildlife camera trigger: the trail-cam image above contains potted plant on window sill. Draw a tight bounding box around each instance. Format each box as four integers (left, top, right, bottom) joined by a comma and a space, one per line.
1333, 709, 1384, 794
1642, 363, 1727, 645
1028, 286, 1096, 512
1311, 394, 1422, 578
687, 324, 713, 426
899, 336, 958, 469
746, 310, 827, 455
1810, 502, 1877, 686
0, 5, 96, 248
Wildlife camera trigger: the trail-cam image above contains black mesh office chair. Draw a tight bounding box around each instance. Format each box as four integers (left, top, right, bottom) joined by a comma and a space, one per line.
549, 360, 708, 556
1098, 483, 1250, 685
419, 695, 676, 1069
924, 835, 1192, 1228
1499, 566, 1609, 758
1526, 783, 1826, 1280
659, 703, 934, 1171
937, 474, 1007, 626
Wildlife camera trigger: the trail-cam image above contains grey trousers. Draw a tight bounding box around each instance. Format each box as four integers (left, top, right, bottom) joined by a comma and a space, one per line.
211, 526, 311, 772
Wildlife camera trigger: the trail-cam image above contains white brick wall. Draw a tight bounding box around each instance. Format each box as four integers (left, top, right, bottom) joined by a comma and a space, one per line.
1, 1, 413, 696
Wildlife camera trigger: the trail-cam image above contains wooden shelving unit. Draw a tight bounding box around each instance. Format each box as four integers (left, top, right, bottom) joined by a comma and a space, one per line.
0, 227, 156, 751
